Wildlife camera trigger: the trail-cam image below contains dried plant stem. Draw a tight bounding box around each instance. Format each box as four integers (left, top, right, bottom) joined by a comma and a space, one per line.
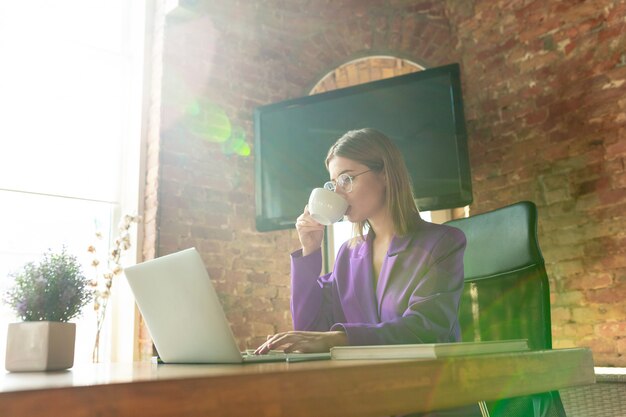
89, 214, 139, 363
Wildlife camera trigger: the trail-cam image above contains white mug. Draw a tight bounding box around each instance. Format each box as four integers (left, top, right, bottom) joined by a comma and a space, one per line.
308, 188, 348, 225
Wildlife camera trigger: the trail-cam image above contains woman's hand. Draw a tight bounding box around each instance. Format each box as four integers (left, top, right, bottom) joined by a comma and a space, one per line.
296, 206, 325, 256
253, 331, 348, 354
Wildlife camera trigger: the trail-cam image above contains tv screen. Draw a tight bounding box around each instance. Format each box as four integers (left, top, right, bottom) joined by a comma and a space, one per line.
254, 63, 472, 232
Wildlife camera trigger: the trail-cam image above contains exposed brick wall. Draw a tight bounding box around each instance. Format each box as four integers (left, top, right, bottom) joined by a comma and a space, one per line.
153, 0, 456, 351
149, 0, 625, 365
446, 0, 626, 366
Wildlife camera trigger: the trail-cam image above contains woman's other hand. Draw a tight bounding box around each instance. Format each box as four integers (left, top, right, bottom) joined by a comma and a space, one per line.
253, 331, 348, 355
296, 206, 325, 256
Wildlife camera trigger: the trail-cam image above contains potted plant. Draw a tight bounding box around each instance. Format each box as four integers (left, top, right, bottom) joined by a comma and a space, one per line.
3, 248, 92, 372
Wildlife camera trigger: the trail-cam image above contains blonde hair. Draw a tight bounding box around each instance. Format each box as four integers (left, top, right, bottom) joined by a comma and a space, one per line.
325, 128, 420, 242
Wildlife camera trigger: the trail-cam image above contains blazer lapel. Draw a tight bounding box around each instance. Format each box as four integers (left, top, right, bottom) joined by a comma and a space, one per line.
349, 234, 379, 323
375, 232, 415, 317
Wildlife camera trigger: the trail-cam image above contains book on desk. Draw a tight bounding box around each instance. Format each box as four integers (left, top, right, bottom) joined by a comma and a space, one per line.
330, 339, 529, 360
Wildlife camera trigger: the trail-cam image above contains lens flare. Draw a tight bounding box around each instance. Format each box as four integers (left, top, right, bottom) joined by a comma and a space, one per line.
221, 126, 251, 157
185, 99, 231, 143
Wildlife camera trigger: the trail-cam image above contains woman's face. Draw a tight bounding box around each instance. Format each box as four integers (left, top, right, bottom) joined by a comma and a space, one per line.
327, 156, 386, 223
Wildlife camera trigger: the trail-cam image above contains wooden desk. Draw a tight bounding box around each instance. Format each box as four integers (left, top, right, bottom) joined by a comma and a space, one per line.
0, 348, 594, 417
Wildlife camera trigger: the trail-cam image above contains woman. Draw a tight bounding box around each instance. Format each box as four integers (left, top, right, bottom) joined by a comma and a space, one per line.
255, 128, 466, 354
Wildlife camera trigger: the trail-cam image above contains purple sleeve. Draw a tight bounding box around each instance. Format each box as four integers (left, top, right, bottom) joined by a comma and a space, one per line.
290, 248, 336, 331
330, 228, 466, 345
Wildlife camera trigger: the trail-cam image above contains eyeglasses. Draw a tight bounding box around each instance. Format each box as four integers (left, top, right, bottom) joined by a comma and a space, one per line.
323, 170, 372, 193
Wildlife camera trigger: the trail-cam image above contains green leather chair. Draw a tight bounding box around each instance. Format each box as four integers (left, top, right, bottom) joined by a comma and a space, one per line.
445, 201, 567, 417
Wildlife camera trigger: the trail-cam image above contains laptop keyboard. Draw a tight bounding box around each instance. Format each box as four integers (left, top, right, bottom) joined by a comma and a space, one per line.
241, 350, 331, 363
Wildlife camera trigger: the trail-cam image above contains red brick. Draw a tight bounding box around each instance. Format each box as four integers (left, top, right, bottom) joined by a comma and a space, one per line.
601, 254, 626, 270
586, 282, 626, 303
567, 272, 614, 290
570, 306, 606, 324
598, 23, 625, 43
247, 272, 269, 284
552, 290, 584, 306
525, 108, 549, 125
595, 322, 626, 338
552, 323, 593, 338
591, 352, 626, 367
579, 337, 617, 354
543, 245, 584, 262
606, 139, 626, 156
550, 307, 571, 322
588, 235, 626, 255
588, 202, 626, 220
552, 339, 577, 349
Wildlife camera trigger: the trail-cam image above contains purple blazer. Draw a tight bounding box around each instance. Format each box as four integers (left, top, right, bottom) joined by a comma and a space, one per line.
290, 218, 466, 346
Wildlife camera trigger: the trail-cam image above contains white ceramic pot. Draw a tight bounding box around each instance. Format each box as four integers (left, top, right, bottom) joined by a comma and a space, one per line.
5, 321, 76, 372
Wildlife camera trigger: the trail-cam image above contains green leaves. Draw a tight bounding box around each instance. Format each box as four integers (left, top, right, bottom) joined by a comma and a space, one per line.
4, 248, 93, 322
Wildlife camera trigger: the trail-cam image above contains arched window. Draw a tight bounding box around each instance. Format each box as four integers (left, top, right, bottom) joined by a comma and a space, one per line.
310, 56, 424, 95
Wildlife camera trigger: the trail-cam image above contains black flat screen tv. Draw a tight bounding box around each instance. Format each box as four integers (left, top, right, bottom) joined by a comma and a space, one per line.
254, 63, 472, 232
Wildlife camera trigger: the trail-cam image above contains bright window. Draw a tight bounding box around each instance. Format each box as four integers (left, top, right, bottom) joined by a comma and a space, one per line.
0, 0, 146, 367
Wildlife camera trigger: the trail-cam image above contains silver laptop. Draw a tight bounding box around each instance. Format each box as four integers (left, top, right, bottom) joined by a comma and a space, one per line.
124, 247, 330, 364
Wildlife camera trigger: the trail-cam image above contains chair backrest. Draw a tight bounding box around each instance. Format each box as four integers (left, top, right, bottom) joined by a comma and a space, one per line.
445, 201, 552, 350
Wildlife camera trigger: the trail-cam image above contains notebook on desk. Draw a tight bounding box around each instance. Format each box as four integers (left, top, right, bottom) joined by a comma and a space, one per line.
125, 248, 330, 364
330, 339, 530, 360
